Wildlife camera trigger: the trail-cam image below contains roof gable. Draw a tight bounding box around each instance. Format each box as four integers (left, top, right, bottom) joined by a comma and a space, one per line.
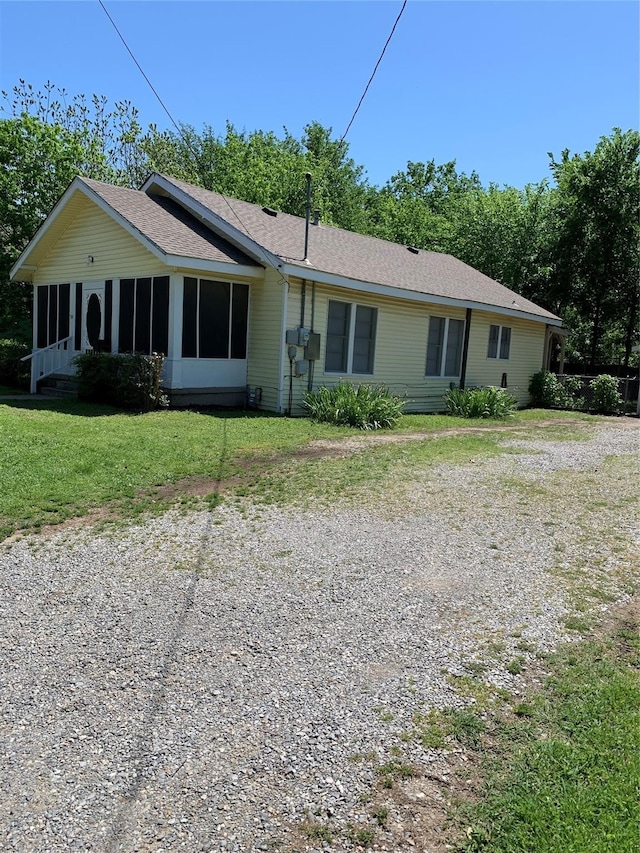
10, 176, 259, 281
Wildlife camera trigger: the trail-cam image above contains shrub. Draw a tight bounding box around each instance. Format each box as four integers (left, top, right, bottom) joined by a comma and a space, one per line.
75, 352, 168, 411
444, 386, 517, 419
528, 370, 584, 410
590, 374, 622, 414
303, 381, 404, 430
0, 338, 30, 388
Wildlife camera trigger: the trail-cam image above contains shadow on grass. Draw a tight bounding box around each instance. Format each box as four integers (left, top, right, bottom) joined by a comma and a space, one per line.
0, 396, 284, 420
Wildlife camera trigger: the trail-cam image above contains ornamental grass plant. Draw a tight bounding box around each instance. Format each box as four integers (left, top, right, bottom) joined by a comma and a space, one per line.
444, 386, 517, 419
303, 381, 405, 430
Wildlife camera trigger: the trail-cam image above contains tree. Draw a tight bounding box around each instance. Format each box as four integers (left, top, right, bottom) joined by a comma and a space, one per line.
0, 115, 85, 339
549, 129, 640, 368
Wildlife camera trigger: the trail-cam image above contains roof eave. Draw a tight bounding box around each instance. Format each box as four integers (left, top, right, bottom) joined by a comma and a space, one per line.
282, 263, 562, 326
165, 255, 265, 278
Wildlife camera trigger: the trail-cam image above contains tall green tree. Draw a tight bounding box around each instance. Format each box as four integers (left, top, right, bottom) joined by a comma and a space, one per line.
549, 128, 640, 368
0, 115, 85, 339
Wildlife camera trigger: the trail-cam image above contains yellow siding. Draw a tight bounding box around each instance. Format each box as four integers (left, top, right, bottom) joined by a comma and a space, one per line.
282, 281, 548, 414
246, 267, 285, 412
34, 198, 166, 284
465, 312, 546, 407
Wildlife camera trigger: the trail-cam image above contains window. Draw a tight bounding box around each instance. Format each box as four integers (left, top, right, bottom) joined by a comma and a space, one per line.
325, 300, 377, 374
426, 316, 464, 377
488, 324, 511, 360
119, 276, 169, 355
182, 277, 249, 359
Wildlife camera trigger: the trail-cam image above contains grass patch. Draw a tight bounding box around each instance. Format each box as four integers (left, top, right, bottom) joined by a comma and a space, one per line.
456, 612, 640, 853
0, 400, 619, 540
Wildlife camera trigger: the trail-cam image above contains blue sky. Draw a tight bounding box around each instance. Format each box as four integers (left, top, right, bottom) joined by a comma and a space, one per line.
1, 1, 638, 189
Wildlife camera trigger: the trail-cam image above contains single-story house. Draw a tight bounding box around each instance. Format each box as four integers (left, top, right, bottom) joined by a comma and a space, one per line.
11, 173, 565, 412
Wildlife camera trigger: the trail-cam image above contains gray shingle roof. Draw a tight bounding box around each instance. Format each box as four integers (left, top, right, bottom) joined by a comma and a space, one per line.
80, 178, 258, 267
83, 175, 560, 322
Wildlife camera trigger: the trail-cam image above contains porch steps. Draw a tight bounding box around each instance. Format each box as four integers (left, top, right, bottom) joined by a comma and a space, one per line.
39, 373, 79, 399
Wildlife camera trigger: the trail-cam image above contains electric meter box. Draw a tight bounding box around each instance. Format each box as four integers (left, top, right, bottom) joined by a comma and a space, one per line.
295, 359, 309, 376
304, 332, 321, 361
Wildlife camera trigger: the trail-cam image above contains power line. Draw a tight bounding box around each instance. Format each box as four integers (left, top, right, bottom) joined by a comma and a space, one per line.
98, 0, 289, 278
339, 0, 408, 147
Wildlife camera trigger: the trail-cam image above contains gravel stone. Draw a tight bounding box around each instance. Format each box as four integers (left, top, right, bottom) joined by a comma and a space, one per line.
0, 421, 637, 852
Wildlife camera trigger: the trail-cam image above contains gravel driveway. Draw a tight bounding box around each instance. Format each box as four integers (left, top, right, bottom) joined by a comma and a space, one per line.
1, 420, 638, 853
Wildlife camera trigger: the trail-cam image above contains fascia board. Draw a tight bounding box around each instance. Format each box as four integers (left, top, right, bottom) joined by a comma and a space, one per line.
165, 255, 265, 278
282, 263, 562, 327
142, 174, 280, 270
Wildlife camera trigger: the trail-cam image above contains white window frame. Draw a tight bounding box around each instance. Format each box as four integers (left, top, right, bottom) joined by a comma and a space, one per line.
325, 300, 377, 375
488, 324, 511, 360
425, 315, 465, 378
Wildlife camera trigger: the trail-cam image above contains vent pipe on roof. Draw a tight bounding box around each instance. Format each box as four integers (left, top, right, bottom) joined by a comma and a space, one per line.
304, 172, 312, 260
313, 209, 320, 226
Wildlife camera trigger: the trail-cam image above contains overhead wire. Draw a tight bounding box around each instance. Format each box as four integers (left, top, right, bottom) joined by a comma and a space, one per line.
338, 0, 408, 148
98, 0, 289, 284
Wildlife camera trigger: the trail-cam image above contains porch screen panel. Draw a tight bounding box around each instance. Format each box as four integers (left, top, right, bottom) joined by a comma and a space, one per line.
37, 286, 49, 349
103, 281, 112, 351
182, 277, 198, 358
199, 280, 230, 359
58, 284, 70, 341
134, 278, 151, 354
230, 283, 249, 359
48, 285, 58, 347
119, 279, 135, 352
151, 276, 170, 355
74, 283, 82, 350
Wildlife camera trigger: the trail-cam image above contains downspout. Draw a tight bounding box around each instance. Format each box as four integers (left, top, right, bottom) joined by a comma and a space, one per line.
459, 308, 472, 390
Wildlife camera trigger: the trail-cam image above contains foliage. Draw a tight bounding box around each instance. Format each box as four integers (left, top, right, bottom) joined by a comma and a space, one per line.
0, 338, 29, 388
549, 129, 640, 368
74, 352, 168, 411
444, 386, 517, 419
589, 374, 622, 415
529, 371, 578, 410
303, 381, 405, 430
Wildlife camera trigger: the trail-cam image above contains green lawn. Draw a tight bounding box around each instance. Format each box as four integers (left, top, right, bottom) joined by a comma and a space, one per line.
0, 399, 591, 540
457, 618, 640, 853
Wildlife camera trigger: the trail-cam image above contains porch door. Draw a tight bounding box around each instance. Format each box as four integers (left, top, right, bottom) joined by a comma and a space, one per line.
82, 282, 105, 351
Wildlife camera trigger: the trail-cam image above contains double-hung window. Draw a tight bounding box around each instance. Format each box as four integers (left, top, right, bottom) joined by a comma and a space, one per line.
325, 300, 377, 374
426, 316, 464, 377
182, 277, 249, 359
487, 324, 511, 359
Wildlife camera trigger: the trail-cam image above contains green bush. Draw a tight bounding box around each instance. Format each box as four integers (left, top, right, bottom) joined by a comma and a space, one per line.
303, 381, 404, 430
75, 352, 168, 411
590, 374, 622, 414
0, 338, 30, 388
444, 386, 517, 419
528, 370, 584, 410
